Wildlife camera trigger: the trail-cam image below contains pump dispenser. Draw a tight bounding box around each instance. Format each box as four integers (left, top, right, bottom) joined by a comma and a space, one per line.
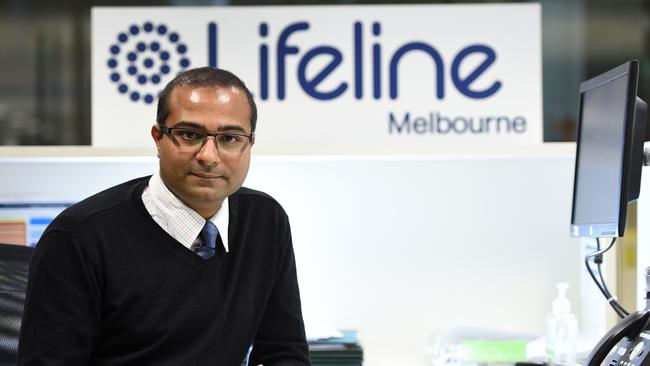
553, 283, 571, 314
546, 283, 579, 366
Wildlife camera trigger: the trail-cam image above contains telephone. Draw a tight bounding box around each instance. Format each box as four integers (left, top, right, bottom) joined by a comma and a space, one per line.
584, 310, 650, 366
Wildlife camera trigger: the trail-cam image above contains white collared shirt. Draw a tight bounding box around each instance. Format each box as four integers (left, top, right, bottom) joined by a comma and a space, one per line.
141, 171, 229, 252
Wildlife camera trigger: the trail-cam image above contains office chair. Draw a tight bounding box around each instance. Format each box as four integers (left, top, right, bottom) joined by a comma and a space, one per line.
0, 244, 33, 366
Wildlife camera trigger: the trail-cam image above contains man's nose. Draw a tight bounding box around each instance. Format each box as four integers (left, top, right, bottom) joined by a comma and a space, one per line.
195, 136, 222, 165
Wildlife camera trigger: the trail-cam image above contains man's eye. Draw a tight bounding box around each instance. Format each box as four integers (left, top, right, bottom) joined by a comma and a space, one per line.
219, 134, 242, 144
178, 130, 203, 141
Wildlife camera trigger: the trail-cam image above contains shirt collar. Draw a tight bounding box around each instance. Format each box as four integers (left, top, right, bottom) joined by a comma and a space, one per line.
148, 172, 230, 252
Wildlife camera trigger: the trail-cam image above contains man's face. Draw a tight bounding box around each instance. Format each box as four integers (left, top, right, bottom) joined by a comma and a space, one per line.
152, 85, 254, 218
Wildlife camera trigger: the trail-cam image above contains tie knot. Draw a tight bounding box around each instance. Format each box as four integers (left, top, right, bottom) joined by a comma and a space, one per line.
200, 221, 218, 249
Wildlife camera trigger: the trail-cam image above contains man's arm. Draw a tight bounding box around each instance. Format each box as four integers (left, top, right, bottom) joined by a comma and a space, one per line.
249, 218, 310, 366
18, 230, 102, 365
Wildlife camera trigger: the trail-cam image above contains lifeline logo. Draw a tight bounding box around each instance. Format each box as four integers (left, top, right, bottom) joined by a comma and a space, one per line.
257, 23, 501, 101
106, 20, 502, 104
92, 5, 542, 149
105, 22, 192, 104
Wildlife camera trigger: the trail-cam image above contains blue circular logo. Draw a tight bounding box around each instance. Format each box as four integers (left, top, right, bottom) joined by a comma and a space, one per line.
106, 22, 191, 105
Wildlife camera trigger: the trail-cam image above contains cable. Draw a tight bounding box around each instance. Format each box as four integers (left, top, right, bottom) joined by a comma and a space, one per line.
593, 238, 629, 317
594, 238, 628, 315
596, 260, 629, 316
584, 237, 629, 318
599, 264, 629, 315
584, 257, 627, 318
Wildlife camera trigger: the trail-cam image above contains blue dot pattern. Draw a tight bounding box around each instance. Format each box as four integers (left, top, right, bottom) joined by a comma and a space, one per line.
106, 21, 191, 105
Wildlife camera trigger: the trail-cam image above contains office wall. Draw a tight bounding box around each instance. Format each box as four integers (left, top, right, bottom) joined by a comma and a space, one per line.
0, 145, 581, 365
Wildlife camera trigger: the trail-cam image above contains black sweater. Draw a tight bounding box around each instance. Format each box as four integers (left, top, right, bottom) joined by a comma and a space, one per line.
17, 177, 310, 366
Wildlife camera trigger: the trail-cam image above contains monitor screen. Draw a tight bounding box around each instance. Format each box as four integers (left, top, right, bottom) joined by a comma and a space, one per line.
570, 60, 645, 238
0, 203, 71, 247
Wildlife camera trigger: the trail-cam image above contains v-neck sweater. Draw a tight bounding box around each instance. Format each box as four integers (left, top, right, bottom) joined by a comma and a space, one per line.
18, 176, 310, 366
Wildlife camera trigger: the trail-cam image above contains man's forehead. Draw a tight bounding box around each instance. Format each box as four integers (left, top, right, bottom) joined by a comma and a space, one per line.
172, 84, 245, 97
167, 84, 252, 129
169, 85, 248, 110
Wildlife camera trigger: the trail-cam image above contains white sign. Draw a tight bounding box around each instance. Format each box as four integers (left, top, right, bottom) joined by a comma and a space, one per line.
91, 4, 542, 152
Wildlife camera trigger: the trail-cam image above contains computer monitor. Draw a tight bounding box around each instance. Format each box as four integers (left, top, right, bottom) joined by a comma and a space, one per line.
570, 60, 648, 238
0, 203, 71, 247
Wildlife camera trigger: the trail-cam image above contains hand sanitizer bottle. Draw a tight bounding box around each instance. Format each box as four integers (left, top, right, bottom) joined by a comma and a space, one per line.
546, 283, 579, 366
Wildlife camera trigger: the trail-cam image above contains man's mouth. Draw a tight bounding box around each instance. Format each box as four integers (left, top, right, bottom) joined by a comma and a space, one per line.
191, 172, 221, 179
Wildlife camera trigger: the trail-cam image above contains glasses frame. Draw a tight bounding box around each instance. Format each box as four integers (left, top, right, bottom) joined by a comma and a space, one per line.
157, 124, 254, 155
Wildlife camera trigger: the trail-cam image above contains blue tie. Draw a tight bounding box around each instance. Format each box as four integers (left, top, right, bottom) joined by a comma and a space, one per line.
195, 221, 218, 259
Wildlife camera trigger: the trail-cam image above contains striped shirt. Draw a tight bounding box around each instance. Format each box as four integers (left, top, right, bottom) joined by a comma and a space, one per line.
141, 171, 229, 252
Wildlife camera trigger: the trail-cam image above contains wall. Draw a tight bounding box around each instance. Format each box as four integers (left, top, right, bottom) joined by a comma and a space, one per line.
0, 144, 583, 365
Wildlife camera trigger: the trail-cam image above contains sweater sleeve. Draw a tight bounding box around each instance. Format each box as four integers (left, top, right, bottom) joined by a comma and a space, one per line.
17, 230, 102, 365
249, 216, 311, 366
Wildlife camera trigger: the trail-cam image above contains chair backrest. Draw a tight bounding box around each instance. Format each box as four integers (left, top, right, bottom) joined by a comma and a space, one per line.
0, 244, 33, 366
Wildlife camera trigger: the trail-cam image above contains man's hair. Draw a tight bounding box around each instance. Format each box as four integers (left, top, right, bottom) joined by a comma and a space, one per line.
156, 67, 258, 133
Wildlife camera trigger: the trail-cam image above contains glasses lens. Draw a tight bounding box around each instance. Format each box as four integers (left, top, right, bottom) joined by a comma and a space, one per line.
216, 134, 248, 154
171, 129, 206, 150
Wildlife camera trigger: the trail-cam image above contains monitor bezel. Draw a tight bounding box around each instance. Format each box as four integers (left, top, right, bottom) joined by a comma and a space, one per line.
570, 60, 639, 238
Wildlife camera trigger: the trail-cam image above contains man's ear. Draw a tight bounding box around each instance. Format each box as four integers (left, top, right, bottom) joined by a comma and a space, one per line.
151, 124, 163, 150
250, 135, 255, 147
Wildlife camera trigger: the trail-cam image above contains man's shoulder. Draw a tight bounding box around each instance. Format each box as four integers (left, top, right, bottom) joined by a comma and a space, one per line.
233, 186, 275, 201
46, 176, 150, 234
231, 187, 286, 214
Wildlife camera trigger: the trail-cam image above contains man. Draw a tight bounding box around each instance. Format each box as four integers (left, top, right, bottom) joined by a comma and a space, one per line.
17, 67, 310, 366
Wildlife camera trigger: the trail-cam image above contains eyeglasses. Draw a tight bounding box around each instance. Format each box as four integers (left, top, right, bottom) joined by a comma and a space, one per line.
158, 124, 253, 155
